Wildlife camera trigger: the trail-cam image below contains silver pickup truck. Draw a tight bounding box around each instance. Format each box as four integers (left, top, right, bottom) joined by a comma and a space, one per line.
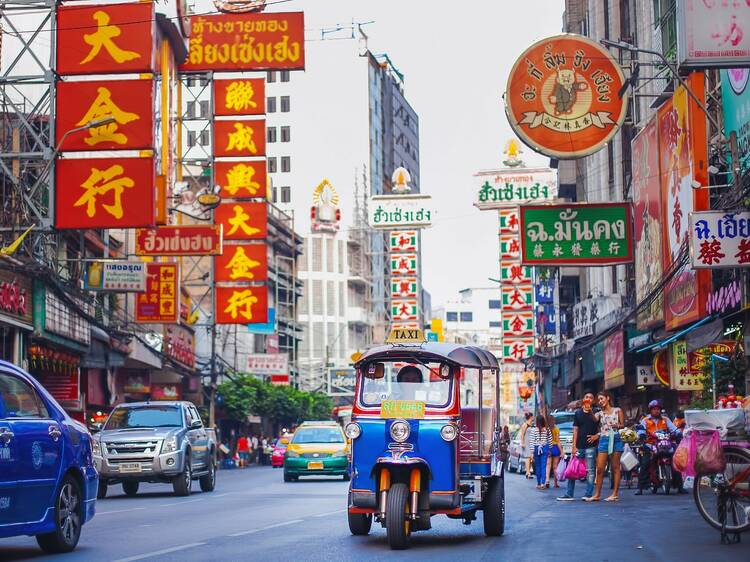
92, 401, 216, 498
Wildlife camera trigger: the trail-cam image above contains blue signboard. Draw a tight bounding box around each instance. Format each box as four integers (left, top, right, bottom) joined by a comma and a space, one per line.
721, 68, 750, 173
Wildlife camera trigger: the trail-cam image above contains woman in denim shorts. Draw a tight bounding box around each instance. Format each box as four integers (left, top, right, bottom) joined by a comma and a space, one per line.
585, 390, 624, 502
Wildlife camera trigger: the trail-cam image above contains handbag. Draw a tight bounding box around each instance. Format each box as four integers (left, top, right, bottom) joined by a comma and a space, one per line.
620, 444, 638, 472
555, 457, 568, 482
564, 456, 587, 480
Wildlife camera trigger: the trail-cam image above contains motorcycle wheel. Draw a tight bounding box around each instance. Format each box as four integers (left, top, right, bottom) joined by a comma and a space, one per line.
662, 465, 672, 495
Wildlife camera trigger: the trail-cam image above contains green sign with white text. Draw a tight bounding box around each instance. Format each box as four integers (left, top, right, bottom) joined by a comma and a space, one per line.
520, 203, 633, 266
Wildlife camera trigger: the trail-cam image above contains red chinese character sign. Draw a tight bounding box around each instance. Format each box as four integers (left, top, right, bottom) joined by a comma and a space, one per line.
389, 231, 418, 253
215, 202, 267, 240
180, 12, 305, 71
215, 161, 267, 199
57, 3, 156, 75
55, 157, 155, 229
214, 120, 266, 157
214, 244, 268, 282
505, 34, 628, 159
56, 79, 154, 151
391, 278, 418, 299
216, 285, 268, 324
214, 79, 265, 116
136, 263, 180, 323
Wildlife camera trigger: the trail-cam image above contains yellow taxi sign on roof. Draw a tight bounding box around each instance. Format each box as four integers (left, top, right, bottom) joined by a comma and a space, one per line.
386, 327, 426, 344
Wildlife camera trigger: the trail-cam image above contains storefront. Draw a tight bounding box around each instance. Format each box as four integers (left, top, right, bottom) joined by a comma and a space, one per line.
0, 269, 33, 365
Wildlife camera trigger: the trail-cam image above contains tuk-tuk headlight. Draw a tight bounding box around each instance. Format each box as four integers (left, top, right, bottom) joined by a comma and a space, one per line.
440, 424, 458, 442
390, 420, 410, 443
344, 422, 361, 440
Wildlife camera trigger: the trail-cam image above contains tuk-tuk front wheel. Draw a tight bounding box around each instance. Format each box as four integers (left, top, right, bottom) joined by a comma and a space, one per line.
386, 482, 411, 550
483, 477, 505, 537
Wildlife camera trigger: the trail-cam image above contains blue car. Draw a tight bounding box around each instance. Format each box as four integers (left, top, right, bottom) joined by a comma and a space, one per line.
0, 360, 97, 553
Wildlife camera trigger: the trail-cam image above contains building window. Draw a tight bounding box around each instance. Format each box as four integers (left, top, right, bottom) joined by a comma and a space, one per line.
272, 186, 278, 203
281, 156, 291, 173
280, 186, 291, 203
280, 126, 291, 142
280, 70, 290, 82
199, 100, 209, 117
446, 312, 458, 322
187, 130, 197, 147
267, 127, 277, 143
267, 157, 277, 173
280, 96, 290, 112
312, 238, 322, 272
186, 101, 196, 119
653, 0, 677, 61
460, 312, 473, 322
312, 281, 323, 315
267, 97, 277, 113
489, 321, 502, 328
199, 130, 209, 146
267, 71, 276, 83
488, 299, 501, 309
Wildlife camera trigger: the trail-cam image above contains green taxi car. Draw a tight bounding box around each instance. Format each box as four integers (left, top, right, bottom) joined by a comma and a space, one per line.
283, 421, 350, 482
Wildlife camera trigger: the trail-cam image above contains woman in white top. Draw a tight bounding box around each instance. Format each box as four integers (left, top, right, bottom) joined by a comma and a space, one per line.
585, 390, 625, 502
528, 415, 552, 490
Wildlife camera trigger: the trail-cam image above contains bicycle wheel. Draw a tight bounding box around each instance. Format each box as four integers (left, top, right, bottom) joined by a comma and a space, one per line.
694, 446, 750, 534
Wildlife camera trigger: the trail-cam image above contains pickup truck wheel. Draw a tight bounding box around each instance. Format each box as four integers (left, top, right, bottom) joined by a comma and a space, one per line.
200, 458, 216, 492
122, 481, 139, 497
173, 456, 192, 496
36, 475, 82, 554
97, 480, 107, 499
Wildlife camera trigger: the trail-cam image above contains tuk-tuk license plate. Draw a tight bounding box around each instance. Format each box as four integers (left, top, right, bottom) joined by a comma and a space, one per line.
307, 461, 324, 470
119, 463, 142, 473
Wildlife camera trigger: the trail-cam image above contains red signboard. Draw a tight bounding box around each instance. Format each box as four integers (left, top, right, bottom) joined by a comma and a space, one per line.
135, 263, 180, 323
57, 3, 156, 75
55, 157, 155, 229
604, 330, 625, 389
163, 324, 196, 369
215, 202, 267, 240
151, 383, 182, 401
215, 243, 268, 282
213, 119, 266, 157
56, 79, 154, 151
214, 79, 266, 116
215, 160, 267, 199
135, 225, 223, 256
180, 12, 305, 71
216, 285, 268, 324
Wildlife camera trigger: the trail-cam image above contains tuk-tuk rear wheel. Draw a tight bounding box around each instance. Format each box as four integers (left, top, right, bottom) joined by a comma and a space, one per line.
483, 477, 505, 537
386, 482, 411, 550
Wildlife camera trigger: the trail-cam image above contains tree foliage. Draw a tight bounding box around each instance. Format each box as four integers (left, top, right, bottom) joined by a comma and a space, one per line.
217, 374, 334, 428
689, 351, 748, 410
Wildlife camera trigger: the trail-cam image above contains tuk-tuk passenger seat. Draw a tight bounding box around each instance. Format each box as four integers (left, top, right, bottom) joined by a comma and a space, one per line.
459, 407, 495, 459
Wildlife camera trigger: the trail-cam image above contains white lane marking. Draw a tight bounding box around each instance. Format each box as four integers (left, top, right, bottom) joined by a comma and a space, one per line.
111, 542, 206, 562
156, 498, 203, 507
227, 519, 304, 537
98, 507, 146, 515
313, 509, 346, 517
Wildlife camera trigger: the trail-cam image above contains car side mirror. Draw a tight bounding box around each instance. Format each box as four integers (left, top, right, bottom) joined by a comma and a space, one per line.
90, 424, 101, 434
190, 420, 203, 429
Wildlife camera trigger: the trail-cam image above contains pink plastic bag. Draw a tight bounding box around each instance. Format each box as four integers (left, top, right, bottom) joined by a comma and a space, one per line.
673, 431, 696, 477
694, 431, 727, 475
555, 457, 568, 482
563, 456, 587, 480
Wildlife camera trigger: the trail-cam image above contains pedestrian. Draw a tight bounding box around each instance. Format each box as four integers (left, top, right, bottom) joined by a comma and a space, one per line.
251, 434, 259, 464
519, 412, 534, 479
529, 414, 552, 490
546, 414, 562, 488
499, 425, 511, 464
557, 392, 599, 501
260, 435, 269, 465
236, 434, 249, 468
586, 390, 624, 502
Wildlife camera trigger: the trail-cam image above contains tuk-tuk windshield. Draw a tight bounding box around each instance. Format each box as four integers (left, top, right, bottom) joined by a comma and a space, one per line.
360, 361, 453, 408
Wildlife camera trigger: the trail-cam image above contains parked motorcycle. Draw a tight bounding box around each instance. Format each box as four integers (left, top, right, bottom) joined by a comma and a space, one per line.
649, 431, 677, 495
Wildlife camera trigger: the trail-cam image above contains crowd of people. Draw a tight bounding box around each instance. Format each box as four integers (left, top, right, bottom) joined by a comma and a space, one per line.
222, 433, 274, 468
514, 390, 686, 502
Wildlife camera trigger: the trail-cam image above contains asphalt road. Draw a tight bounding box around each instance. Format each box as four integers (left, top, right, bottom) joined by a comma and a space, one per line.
1, 466, 749, 561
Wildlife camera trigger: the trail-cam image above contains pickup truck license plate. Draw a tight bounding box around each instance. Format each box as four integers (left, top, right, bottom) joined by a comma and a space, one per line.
119, 463, 142, 473
307, 461, 324, 470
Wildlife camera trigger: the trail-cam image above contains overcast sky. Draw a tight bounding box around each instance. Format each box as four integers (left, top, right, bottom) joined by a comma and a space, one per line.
287, 0, 565, 308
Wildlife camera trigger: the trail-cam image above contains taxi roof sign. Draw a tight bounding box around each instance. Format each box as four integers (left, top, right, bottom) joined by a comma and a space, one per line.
386, 327, 426, 344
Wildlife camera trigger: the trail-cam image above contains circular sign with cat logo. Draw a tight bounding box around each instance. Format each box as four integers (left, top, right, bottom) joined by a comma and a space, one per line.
505, 34, 628, 159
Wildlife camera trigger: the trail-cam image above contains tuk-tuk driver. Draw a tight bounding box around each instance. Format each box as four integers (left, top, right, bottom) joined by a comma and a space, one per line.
395, 365, 424, 401
396, 365, 423, 384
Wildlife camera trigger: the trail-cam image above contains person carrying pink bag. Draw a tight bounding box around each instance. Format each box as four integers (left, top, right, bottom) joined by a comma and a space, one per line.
557, 392, 600, 501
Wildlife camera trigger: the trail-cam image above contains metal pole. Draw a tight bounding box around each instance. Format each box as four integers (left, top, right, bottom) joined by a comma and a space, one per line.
712, 356, 717, 406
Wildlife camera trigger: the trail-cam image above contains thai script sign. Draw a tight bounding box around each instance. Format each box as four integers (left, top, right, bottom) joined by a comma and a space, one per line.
57, 3, 156, 75
84, 261, 146, 292
670, 341, 696, 391
214, 243, 268, 282
519, 203, 633, 265
163, 324, 196, 369
604, 331, 625, 389
216, 285, 268, 324
389, 231, 418, 253
135, 225, 223, 256
475, 168, 557, 209
136, 263, 180, 323
677, 1, 750, 69
0, 271, 31, 324
706, 279, 742, 316
380, 400, 425, 420
56, 78, 154, 151
632, 116, 665, 329
215, 202, 268, 240
505, 34, 628, 159
636, 365, 660, 386
327, 368, 356, 396
247, 353, 288, 376
55, 156, 155, 229
215, 160, 268, 200
689, 211, 750, 268
180, 11, 304, 71
369, 194, 434, 229
214, 78, 266, 116
721, 68, 750, 173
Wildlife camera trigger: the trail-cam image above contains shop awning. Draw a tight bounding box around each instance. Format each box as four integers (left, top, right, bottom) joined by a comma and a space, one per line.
634, 315, 716, 353
124, 338, 162, 370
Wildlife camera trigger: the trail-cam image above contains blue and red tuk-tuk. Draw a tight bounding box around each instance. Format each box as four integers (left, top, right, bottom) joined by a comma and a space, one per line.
345, 329, 504, 549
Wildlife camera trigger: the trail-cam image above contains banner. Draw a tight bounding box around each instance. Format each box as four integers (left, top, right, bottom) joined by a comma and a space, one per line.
84, 261, 146, 292
215, 202, 267, 240
505, 34, 628, 158
214, 78, 266, 116
247, 353, 289, 376
604, 330, 624, 389
163, 324, 196, 369
214, 243, 268, 282
135, 225, 223, 256
678, 1, 750, 68
519, 203, 633, 265
180, 12, 305, 71
721, 68, 750, 173
215, 160, 268, 199
135, 263, 180, 323
475, 168, 557, 209
689, 211, 750, 268
216, 285, 268, 324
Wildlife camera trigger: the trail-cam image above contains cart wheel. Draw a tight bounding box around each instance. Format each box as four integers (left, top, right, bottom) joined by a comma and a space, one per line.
386, 482, 410, 550
483, 477, 505, 537
348, 492, 372, 535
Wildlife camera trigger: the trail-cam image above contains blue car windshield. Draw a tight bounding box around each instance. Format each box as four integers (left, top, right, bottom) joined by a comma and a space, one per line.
360, 361, 453, 408
292, 428, 344, 444
105, 406, 182, 429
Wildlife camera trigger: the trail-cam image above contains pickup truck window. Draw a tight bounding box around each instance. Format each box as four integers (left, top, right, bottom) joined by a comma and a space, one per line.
105, 405, 182, 429
0, 373, 50, 419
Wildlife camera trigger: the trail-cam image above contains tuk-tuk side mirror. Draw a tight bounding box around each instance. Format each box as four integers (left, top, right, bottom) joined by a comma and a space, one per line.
366, 362, 385, 380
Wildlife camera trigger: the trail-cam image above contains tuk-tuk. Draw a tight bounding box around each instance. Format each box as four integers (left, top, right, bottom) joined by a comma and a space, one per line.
345, 329, 504, 549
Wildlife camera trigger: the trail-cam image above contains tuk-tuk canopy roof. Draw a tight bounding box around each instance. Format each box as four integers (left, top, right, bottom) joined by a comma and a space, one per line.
355, 342, 500, 370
